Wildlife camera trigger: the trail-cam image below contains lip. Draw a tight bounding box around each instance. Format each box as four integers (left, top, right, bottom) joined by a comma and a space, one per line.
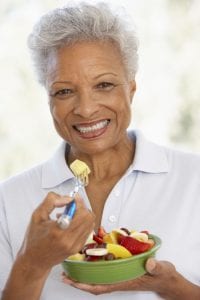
73, 119, 109, 127
73, 119, 110, 139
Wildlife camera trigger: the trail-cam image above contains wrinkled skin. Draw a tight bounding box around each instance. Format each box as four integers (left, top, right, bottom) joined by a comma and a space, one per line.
19, 192, 95, 270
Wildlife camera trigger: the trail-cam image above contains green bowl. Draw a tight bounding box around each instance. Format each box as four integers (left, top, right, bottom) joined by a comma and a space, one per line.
62, 234, 161, 284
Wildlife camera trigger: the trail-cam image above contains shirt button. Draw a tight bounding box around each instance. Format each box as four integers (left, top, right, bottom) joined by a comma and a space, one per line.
109, 215, 117, 223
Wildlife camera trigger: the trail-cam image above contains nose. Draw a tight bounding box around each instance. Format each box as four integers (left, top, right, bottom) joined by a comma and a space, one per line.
73, 90, 99, 118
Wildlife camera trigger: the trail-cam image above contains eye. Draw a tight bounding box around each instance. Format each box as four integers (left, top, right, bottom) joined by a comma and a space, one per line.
54, 88, 73, 96
96, 82, 115, 91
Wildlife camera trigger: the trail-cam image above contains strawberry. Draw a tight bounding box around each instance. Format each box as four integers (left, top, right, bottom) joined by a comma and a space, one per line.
97, 226, 107, 238
117, 234, 124, 244
93, 234, 104, 244
120, 236, 151, 254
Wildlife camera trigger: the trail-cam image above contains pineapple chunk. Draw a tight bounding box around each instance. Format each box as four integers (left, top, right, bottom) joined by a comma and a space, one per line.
70, 159, 91, 185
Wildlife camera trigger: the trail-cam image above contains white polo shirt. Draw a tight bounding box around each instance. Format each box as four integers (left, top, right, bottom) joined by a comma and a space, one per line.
1, 130, 200, 300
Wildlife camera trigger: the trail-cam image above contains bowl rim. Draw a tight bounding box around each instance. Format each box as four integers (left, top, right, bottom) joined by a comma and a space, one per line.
64, 234, 161, 266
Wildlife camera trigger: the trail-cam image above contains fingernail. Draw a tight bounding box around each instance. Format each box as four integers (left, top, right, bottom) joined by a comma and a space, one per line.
147, 258, 156, 273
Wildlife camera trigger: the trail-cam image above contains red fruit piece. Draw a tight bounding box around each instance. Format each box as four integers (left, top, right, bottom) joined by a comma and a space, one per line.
117, 234, 124, 244
98, 226, 107, 238
85, 255, 101, 262
120, 236, 151, 254
93, 234, 103, 244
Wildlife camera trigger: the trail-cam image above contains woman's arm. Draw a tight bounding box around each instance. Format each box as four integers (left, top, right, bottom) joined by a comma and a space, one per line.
2, 255, 50, 300
1, 192, 95, 300
146, 258, 200, 300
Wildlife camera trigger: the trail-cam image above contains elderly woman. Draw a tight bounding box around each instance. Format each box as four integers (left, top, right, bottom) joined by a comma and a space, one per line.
1, 2, 200, 300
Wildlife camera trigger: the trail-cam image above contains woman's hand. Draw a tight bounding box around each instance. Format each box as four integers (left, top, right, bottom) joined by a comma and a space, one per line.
2, 192, 95, 300
19, 191, 95, 272
62, 258, 200, 300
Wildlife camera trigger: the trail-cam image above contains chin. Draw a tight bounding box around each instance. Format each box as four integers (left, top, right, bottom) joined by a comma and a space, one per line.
74, 142, 112, 156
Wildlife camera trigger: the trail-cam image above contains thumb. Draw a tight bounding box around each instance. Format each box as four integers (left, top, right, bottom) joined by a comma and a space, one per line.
146, 258, 160, 275
33, 192, 71, 222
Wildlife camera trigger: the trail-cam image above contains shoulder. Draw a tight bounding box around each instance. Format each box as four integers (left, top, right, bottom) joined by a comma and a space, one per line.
164, 146, 200, 172
131, 129, 200, 176
0, 142, 66, 195
0, 163, 43, 199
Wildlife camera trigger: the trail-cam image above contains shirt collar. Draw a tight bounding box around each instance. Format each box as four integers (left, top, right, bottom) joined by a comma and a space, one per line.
42, 130, 169, 188
41, 142, 73, 188
130, 130, 169, 173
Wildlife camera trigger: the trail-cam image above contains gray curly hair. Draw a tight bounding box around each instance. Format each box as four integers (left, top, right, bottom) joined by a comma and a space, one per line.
28, 2, 139, 86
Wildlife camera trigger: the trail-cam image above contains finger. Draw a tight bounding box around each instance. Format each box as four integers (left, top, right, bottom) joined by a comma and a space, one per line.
146, 258, 174, 276
62, 215, 95, 255
56, 199, 88, 221
67, 196, 95, 231
146, 258, 157, 275
73, 194, 87, 210
62, 274, 118, 295
32, 192, 71, 222
56, 213, 62, 219
61, 274, 76, 285
62, 276, 108, 295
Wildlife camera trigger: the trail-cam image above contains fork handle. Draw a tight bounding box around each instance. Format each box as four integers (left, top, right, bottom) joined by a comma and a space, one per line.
57, 200, 76, 229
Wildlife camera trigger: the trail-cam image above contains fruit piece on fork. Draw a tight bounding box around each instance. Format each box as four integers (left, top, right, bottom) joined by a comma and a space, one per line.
57, 159, 90, 229
70, 159, 91, 186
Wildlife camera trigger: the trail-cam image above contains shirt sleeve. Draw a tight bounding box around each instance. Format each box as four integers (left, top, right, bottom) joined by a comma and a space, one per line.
0, 190, 13, 297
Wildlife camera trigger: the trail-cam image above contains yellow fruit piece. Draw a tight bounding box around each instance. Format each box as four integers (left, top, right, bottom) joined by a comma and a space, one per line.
130, 232, 149, 242
107, 243, 132, 258
70, 159, 91, 185
103, 232, 118, 244
67, 253, 85, 261
147, 238, 155, 248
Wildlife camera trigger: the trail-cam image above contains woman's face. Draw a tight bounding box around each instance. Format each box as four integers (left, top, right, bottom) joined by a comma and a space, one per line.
46, 41, 136, 156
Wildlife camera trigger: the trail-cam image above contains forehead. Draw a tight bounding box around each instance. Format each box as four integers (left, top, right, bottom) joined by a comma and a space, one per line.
46, 40, 127, 82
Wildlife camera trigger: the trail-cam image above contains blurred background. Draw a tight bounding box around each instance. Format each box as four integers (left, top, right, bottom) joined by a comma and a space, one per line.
1, 0, 200, 181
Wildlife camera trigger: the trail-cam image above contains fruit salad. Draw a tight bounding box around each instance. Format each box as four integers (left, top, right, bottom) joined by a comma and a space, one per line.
67, 227, 155, 262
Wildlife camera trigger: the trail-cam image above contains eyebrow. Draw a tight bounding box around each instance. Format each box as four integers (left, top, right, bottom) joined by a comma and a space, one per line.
93, 72, 118, 79
52, 81, 72, 86
50, 72, 118, 88
52, 72, 118, 85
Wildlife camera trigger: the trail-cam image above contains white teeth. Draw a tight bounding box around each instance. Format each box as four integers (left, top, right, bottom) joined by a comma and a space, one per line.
75, 120, 109, 133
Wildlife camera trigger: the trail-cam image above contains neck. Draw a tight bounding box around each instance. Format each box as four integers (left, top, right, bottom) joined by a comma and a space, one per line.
67, 134, 135, 182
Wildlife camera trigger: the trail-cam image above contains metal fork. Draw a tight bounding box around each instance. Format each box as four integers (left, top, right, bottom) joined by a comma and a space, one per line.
57, 176, 87, 229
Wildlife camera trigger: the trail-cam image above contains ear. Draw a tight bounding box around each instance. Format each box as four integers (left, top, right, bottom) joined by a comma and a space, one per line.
129, 80, 136, 103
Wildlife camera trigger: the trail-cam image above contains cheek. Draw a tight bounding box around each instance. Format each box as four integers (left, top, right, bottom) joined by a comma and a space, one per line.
50, 101, 66, 124
116, 95, 132, 127
49, 103, 71, 140
115, 91, 132, 115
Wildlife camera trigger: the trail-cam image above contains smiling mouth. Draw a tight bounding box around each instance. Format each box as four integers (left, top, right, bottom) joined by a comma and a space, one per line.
73, 119, 110, 134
